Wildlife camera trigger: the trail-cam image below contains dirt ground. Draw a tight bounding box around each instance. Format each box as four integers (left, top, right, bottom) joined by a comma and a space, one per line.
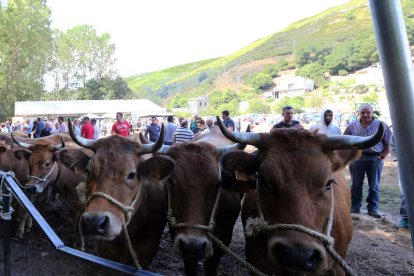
0, 157, 413, 275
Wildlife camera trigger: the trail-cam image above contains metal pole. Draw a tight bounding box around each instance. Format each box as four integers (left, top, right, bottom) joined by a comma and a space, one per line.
369, 0, 414, 249
1, 177, 12, 276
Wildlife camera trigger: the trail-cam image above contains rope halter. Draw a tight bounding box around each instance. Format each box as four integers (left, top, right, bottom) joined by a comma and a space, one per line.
27, 161, 58, 185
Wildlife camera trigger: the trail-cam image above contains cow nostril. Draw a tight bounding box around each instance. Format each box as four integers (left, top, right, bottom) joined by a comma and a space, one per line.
200, 241, 207, 250
306, 249, 323, 270
96, 215, 109, 234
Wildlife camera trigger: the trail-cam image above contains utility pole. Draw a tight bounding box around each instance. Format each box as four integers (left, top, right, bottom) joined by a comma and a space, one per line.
237, 75, 240, 92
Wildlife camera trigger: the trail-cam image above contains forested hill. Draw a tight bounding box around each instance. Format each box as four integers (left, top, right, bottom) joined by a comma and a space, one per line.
127, 0, 414, 109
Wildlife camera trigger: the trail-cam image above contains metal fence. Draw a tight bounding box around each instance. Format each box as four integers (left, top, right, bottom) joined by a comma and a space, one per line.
0, 171, 160, 276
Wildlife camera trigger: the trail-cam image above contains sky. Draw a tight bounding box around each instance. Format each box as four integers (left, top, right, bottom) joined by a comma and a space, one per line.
47, 0, 350, 77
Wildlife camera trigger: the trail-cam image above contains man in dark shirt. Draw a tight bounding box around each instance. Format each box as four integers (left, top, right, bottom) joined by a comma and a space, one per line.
272, 106, 301, 129
222, 110, 235, 131
145, 117, 161, 142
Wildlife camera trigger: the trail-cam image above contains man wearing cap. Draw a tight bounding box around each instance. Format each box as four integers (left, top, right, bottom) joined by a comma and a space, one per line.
272, 106, 301, 129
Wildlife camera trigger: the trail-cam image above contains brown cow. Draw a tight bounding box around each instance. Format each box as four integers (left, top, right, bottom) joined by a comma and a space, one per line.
0, 140, 30, 185
157, 142, 241, 275
217, 117, 384, 275
58, 120, 174, 268
11, 133, 88, 249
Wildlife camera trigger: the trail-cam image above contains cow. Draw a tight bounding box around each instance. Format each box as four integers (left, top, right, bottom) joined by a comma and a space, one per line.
0, 140, 30, 185
11, 133, 88, 250
216, 116, 385, 275
57, 119, 174, 268
153, 140, 241, 275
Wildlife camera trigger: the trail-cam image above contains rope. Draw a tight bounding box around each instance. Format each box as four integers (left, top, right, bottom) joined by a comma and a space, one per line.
122, 223, 141, 269
27, 161, 57, 184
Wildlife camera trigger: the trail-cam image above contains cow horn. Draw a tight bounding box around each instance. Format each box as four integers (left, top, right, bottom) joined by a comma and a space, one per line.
11, 133, 33, 149
140, 123, 165, 154
68, 119, 96, 150
53, 136, 65, 150
325, 122, 385, 150
218, 143, 241, 154
216, 116, 261, 146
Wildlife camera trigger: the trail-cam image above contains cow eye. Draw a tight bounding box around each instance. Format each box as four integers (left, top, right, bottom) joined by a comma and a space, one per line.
326, 179, 335, 191
44, 162, 50, 167
127, 172, 136, 180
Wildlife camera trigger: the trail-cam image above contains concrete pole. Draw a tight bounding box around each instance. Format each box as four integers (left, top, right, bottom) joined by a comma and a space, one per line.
369, 0, 414, 249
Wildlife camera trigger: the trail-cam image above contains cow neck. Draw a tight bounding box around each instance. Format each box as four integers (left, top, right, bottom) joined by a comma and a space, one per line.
245, 178, 355, 276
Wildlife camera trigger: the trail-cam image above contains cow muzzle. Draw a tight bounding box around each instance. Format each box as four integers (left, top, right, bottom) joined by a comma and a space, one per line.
80, 211, 122, 240
268, 237, 327, 273
173, 234, 213, 261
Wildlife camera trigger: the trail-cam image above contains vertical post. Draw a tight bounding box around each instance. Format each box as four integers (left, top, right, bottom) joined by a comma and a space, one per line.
1, 178, 12, 276
369, 0, 414, 249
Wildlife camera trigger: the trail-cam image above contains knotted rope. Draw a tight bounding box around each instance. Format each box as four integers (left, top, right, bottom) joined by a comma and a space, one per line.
27, 161, 57, 184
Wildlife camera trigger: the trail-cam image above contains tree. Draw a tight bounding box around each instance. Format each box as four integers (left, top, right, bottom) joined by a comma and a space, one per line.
248, 99, 270, 114
250, 73, 273, 91
296, 63, 326, 86
0, 0, 53, 120
78, 76, 133, 100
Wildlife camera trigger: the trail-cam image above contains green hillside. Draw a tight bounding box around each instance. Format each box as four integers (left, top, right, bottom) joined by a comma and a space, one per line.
126, 0, 414, 109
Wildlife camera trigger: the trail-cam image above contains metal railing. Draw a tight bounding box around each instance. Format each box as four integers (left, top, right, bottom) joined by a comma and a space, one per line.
0, 171, 160, 276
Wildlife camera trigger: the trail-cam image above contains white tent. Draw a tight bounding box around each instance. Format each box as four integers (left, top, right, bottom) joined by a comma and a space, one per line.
79, 113, 102, 120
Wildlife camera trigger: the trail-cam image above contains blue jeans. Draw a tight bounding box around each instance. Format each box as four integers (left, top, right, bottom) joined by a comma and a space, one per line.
398, 177, 408, 220
349, 155, 383, 213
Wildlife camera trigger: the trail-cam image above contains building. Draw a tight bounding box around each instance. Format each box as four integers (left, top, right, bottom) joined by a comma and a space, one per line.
269, 75, 315, 99
188, 96, 209, 115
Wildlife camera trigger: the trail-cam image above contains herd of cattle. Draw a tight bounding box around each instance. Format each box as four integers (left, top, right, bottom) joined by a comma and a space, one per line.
0, 117, 385, 275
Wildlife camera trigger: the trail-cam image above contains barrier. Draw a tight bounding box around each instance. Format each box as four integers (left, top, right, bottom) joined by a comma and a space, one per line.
0, 171, 160, 276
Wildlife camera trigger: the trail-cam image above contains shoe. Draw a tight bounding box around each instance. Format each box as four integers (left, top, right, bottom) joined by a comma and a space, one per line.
396, 219, 409, 229
351, 209, 361, 214
368, 211, 382, 218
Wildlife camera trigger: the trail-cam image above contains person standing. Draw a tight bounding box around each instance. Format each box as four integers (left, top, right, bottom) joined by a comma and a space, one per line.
111, 112, 131, 137
390, 135, 409, 228
35, 117, 45, 138
164, 115, 177, 145
81, 116, 95, 139
57, 116, 68, 133
194, 119, 209, 137
91, 118, 100, 140
173, 120, 194, 144
190, 115, 200, 134
24, 119, 33, 138
309, 108, 341, 135
272, 106, 301, 129
222, 110, 235, 131
145, 117, 161, 142
344, 104, 392, 218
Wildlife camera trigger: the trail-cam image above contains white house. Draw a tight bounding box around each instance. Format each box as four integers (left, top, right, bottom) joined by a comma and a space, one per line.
188, 96, 209, 115
271, 75, 315, 99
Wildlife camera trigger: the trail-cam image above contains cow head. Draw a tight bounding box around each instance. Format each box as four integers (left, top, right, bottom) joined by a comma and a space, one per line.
11, 134, 64, 193
161, 142, 239, 268
217, 116, 384, 274
57, 119, 174, 241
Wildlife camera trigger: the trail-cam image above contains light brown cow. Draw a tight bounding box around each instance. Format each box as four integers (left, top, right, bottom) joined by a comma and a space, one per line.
11, 133, 88, 249
217, 117, 384, 275
157, 142, 241, 275
58, 120, 174, 268
0, 140, 30, 185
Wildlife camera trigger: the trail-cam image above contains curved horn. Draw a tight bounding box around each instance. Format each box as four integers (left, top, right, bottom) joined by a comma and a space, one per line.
157, 145, 171, 154
216, 116, 261, 147
139, 131, 152, 144
11, 132, 33, 149
68, 119, 96, 150
218, 143, 241, 154
53, 136, 65, 150
325, 122, 385, 150
140, 123, 165, 154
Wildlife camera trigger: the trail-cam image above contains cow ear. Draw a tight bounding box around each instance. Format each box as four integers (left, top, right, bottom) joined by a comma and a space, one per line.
332, 149, 362, 171
139, 155, 175, 182
14, 150, 31, 160
220, 151, 258, 192
57, 148, 90, 174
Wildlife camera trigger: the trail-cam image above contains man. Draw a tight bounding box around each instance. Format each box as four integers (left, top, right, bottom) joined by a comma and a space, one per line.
309, 108, 341, 135
35, 117, 45, 138
145, 117, 161, 142
173, 120, 194, 144
194, 119, 209, 137
272, 106, 301, 129
111, 112, 130, 137
73, 119, 81, 136
164, 115, 177, 145
81, 116, 95, 139
57, 116, 68, 133
190, 115, 200, 134
24, 119, 33, 138
222, 110, 235, 131
206, 118, 214, 130
344, 104, 392, 218
91, 118, 100, 140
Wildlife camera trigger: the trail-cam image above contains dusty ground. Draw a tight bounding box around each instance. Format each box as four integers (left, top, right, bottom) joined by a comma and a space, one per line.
0, 157, 412, 275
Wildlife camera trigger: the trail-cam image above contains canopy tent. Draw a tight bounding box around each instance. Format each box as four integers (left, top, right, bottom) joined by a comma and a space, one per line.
79, 113, 102, 120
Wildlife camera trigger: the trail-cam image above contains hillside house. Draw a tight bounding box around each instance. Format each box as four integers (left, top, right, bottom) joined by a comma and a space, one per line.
188, 96, 209, 115
354, 64, 384, 87
265, 75, 314, 99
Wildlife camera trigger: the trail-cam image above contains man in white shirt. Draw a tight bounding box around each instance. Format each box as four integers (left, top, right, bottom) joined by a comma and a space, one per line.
309, 108, 341, 135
